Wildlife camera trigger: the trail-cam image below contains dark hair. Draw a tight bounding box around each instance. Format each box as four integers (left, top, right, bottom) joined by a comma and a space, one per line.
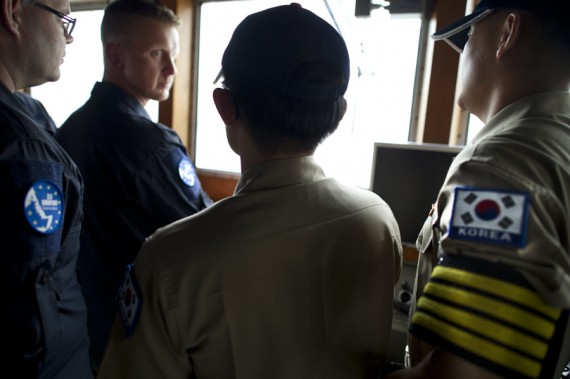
101, 0, 179, 43
532, 11, 570, 50
503, 0, 570, 51
224, 61, 347, 155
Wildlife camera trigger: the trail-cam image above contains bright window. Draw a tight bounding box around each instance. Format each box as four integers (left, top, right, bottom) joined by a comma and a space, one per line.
195, 0, 423, 188
466, 114, 484, 143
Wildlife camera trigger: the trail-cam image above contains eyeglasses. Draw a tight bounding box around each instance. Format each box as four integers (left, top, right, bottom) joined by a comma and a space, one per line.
33, 2, 76, 38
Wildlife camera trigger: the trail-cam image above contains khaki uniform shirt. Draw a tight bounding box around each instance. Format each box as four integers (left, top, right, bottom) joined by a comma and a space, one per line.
410, 91, 570, 378
99, 156, 402, 379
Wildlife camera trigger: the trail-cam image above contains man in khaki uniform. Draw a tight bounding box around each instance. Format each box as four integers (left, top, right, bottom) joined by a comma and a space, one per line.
384, 0, 570, 378
98, 4, 402, 379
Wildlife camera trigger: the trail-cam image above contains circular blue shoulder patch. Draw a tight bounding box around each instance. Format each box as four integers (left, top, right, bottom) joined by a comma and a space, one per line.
23, 180, 64, 234
178, 156, 196, 187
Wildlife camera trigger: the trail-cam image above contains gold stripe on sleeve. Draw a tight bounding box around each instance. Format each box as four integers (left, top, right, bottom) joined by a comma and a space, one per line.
423, 282, 557, 339
412, 311, 541, 378
431, 266, 560, 320
417, 296, 548, 359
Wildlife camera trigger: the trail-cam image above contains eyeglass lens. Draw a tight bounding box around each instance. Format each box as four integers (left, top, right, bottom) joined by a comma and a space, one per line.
33, 2, 76, 37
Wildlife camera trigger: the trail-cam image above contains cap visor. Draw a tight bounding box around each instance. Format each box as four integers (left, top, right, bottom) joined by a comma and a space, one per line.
213, 68, 224, 85
432, 9, 494, 52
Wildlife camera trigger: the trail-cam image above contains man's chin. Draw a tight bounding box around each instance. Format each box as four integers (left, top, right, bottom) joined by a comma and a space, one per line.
26, 72, 61, 89
456, 96, 468, 112
154, 91, 171, 102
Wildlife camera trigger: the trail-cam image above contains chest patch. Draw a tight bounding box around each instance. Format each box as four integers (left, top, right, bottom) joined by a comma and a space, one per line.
117, 264, 143, 337
24, 180, 64, 234
448, 187, 529, 248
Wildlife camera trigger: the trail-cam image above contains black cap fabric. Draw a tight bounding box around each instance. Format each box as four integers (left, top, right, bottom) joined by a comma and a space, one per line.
432, 0, 568, 53
220, 3, 350, 101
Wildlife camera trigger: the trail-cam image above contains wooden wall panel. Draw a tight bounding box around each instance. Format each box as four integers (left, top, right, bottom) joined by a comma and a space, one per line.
421, 0, 466, 144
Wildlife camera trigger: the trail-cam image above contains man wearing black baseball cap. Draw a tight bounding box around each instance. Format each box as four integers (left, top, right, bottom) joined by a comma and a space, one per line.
98, 4, 403, 378
383, 0, 570, 378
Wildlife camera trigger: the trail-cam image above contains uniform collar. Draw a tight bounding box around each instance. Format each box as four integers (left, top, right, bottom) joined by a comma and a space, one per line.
0, 83, 46, 130
0, 83, 27, 113
471, 90, 570, 145
234, 156, 327, 195
92, 81, 151, 120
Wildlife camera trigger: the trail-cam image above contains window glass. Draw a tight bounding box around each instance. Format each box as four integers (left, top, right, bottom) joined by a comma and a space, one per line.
195, 0, 422, 188
30, 10, 159, 127
466, 114, 484, 143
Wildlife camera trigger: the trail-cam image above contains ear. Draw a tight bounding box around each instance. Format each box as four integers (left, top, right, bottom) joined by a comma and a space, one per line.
496, 12, 521, 59
1, 0, 23, 37
104, 42, 124, 70
213, 88, 239, 125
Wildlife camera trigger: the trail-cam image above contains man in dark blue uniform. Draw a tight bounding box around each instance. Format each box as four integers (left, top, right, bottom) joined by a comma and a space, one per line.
55, 0, 212, 372
0, 0, 92, 377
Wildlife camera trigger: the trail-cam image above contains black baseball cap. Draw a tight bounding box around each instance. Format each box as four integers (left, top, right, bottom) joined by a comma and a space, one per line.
432, 0, 568, 53
219, 3, 350, 101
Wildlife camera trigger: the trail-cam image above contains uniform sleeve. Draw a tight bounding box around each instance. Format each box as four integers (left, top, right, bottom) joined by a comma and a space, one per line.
97, 239, 192, 379
0, 159, 65, 256
0, 157, 67, 370
129, 145, 212, 228
438, 156, 570, 306
410, 155, 570, 379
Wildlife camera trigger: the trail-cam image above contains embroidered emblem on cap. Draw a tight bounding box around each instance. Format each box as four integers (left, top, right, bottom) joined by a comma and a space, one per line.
24, 180, 64, 234
118, 264, 142, 337
447, 187, 529, 247
178, 156, 196, 186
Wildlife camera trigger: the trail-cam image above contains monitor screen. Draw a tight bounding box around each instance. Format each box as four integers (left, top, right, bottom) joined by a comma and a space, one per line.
370, 142, 463, 246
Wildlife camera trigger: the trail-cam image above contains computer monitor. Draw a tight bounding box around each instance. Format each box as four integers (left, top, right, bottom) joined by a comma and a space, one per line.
370, 142, 463, 246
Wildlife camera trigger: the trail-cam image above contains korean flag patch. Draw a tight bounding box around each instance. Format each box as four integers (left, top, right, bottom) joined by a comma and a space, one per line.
447, 187, 529, 248
117, 264, 142, 337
